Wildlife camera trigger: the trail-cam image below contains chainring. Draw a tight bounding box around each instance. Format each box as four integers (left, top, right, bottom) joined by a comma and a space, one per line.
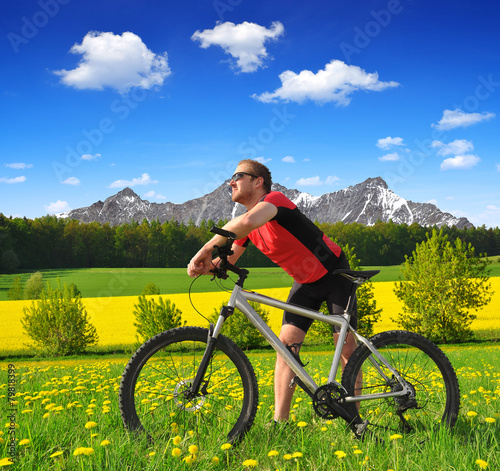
313, 384, 346, 419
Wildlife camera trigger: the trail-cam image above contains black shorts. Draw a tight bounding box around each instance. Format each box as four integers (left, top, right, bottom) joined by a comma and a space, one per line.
282, 253, 357, 334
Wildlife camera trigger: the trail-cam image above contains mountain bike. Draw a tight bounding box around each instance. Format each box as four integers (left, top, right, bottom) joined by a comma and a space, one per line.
119, 227, 460, 447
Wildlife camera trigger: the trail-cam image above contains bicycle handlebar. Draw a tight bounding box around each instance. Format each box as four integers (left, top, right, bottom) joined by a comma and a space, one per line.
209, 226, 248, 281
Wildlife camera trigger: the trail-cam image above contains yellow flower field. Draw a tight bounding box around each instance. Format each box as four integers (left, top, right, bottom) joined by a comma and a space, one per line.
1, 279, 499, 354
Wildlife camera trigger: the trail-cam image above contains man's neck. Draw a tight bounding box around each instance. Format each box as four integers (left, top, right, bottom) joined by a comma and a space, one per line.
243, 190, 269, 210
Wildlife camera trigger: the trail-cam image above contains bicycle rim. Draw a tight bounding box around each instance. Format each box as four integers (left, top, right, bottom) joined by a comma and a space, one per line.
119, 327, 258, 446
342, 330, 460, 435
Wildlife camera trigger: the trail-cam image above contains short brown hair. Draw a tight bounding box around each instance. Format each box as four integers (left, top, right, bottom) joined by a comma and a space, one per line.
238, 159, 273, 192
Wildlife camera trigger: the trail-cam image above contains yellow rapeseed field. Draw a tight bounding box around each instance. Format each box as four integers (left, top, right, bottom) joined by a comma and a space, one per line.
1, 279, 499, 353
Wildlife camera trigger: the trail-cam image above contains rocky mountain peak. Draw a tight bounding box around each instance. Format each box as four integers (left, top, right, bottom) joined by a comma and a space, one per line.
58, 177, 473, 229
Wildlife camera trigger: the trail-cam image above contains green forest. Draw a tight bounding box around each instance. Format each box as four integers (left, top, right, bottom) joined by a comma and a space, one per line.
0, 213, 499, 271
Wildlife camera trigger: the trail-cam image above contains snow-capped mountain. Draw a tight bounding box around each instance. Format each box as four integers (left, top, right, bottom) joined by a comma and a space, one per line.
57, 177, 473, 229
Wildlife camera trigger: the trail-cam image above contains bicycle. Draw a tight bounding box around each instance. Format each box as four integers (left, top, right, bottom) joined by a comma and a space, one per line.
119, 226, 460, 447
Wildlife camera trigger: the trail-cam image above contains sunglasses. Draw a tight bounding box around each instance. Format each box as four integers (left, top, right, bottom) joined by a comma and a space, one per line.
230, 172, 259, 182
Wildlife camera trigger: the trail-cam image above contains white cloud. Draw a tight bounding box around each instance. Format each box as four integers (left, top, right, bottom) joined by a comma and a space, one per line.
54, 31, 171, 93
296, 175, 338, 186
45, 200, 71, 213
252, 60, 399, 105
255, 157, 272, 164
432, 139, 474, 156
440, 154, 480, 170
325, 175, 340, 185
426, 199, 438, 205
143, 190, 166, 200
192, 21, 284, 73
6, 162, 33, 169
496, 163, 500, 172
376, 136, 404, 149
282, 156, 296, 163
379, 152, 400, 162
81, 153, 101, 161
297, 176, 322, 186
0, 176, 26, 184
62, 177, 80, 185
108, 172, 158, 188
432, 108, 495, 130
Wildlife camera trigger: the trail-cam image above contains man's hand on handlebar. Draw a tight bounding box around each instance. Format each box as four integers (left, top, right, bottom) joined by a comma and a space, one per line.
187, 226, 236, 278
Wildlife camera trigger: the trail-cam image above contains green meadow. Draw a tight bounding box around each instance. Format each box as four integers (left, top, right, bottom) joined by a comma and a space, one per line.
0, 344, 498, 470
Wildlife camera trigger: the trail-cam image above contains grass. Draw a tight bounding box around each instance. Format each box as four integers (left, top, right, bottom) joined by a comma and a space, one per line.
1, 256, 499, 301
1, 344, 498, 470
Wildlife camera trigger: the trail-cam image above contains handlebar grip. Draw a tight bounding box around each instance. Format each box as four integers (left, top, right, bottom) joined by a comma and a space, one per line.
210, 226, 237, 239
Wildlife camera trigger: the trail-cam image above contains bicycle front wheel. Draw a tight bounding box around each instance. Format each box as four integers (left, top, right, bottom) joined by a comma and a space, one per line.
119, 327, 259, 446
342, 330, 460, 434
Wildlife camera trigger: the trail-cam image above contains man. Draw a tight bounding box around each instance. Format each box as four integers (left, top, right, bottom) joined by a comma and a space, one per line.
187, 159, 358, 423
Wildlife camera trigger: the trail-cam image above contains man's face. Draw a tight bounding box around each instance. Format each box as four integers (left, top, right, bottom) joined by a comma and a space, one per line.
229, 165, 257, 204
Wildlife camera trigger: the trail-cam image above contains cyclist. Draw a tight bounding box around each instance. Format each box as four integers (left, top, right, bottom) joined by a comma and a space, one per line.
187, 159, 358, 423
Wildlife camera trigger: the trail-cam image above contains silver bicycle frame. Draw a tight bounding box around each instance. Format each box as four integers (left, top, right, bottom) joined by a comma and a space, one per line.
211, 284, 410, 403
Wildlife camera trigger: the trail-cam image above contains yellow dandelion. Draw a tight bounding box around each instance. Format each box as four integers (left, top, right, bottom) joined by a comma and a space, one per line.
188, 445, 199, 455
171, 447, 182, 458
321, 426, 327, 432
84, 421, 98, 429
18, 439, 30, 446
50, 451, 64, 459
148, 452, 156, 457
284, 454, 292, 460
211, 456, 220, 465
100, 440, 111, 447
475, 459, 488, 469
0, 458, 14, 467
292, 452, 303, 458
183, 454, 196, 464
268, 450, 279, 457
297, 421, 308, 428
243, 459, 258, 467
221, 443, 232, 451
467, 411, 478, 418
484, 417, 496, 424
172, 435, 182, 446
334, 450, 347, 459
390, 434, 402, 441
354, 449, 363, 455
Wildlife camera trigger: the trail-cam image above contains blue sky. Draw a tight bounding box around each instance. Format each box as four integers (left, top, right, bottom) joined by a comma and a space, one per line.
1, 0, 499, 228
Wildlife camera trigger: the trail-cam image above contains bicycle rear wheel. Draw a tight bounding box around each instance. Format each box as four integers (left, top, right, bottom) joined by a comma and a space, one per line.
342, 330, 460, 435
119, 327, 259, 446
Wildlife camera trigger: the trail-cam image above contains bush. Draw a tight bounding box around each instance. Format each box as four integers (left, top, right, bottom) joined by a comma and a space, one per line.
24, 271, 44, 300
21, 283, 98, 356
133, 295, 185, 343
209, 301, 270, 350
141, 282, 161, 295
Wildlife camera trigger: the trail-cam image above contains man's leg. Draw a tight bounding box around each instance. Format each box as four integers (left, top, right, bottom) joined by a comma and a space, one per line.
274, 324, 306, 422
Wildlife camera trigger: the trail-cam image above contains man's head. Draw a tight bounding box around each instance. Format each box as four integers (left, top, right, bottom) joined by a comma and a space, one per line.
233, 159, 272, 193
229, 159, 273, 207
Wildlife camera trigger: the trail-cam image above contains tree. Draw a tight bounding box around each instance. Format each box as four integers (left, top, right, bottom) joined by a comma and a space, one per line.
24, 271, 44, 299
21, 283, 98, 356
133, 295, 185, 343
1, 250, 20, 272
8, 276, 24, 300
209, 301, 271, 349
308, 244, 382, 343
393, 228, 493, 343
